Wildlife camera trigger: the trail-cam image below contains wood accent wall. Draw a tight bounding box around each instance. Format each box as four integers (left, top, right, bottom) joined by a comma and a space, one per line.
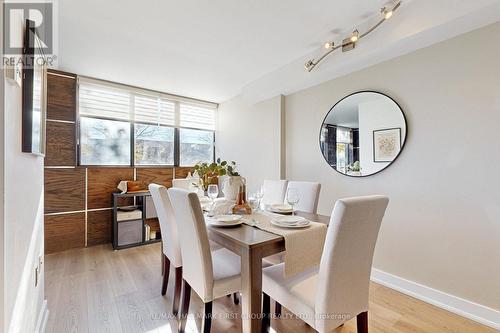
44, 69, 194, 254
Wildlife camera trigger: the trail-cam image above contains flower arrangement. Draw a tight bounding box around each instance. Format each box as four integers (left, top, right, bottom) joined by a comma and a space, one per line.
193, 158, 240, 191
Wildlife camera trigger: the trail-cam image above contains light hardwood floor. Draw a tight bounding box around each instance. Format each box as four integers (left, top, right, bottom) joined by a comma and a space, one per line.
45, 243, 497, 333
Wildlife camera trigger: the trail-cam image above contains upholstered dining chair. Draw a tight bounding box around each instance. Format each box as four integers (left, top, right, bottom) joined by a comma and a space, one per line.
262, 179, 288, 205
263, 181, 321, 269
168, 188, 242, 333
262, 195, 389, 333
285, 181, 321, 214
148, 184, 183, 316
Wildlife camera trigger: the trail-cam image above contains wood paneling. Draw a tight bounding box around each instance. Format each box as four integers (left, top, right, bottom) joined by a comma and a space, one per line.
174, 167, 194, 179
87, 209, 113, 246
47, 71, 77, 121
136, 167, 173, 188
45, 212, 85, 254
45, 168, 85, 213
87, 168, 134, 209
45, 121, 76, 166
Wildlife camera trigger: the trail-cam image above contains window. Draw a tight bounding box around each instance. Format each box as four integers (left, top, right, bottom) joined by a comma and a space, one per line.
78, 77, 217, 166
180, 128, 214, 166
80, 117, 131, 165
135, 124, 174, 165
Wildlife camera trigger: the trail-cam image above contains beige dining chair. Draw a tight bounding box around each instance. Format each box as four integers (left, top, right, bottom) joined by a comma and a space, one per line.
148, 184, 183, 316
262, 195, 389, 333
262, 179, 288, 205
263, 181, 321, 272
168, 188, 242, 333
285, 181, 321, 214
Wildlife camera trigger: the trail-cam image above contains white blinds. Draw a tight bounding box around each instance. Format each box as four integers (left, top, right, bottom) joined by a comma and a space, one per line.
180, 103, 216, 130
134, 94, 175, 126
78, 77, 217, 129
79, 82, 131, 120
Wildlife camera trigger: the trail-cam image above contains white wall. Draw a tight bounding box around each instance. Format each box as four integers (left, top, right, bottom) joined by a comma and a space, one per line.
217, 95, 284, 193
285, 22, 500, 311
2, 14, 46, 333
358, 98, 407, 175
218, 21, 500, 317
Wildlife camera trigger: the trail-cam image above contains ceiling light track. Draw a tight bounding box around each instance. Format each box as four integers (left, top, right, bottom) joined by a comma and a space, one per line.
305, 0, 401, 72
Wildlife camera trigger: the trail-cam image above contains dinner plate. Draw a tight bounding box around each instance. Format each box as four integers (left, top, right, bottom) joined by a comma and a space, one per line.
207, 215, 243, 227
269, 204, 293, 214
271, 215, 310, 228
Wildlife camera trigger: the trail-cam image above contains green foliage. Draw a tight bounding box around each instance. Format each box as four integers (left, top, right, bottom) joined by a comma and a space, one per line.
193, 158, 240, 190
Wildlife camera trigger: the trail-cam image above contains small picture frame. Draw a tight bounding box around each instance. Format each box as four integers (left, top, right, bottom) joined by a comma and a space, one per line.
373, 128, 401, 162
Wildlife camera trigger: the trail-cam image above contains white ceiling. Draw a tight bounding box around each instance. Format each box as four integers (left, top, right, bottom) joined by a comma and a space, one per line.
56, 0, 500, 103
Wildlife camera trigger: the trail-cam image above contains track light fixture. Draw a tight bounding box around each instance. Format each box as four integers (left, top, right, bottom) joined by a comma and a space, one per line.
305, 0, 401, 72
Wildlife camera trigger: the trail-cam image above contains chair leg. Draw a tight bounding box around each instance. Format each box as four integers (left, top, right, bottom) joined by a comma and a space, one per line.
233, 292, 239, 305
178, 279, 192, 333
161, 254, 170, 296
274, 301, 282, 318
202, 301, 213, 333
357, 311, 368, 333
172, 267, 183, 316
262, 293, 271, 332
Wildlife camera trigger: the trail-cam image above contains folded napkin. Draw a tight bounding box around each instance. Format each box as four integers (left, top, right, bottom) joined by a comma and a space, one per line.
203, 199, 235, 216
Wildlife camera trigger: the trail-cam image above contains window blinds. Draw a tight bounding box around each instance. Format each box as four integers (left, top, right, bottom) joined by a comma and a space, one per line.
180, 103, 216, 130
78, 77, 217, 129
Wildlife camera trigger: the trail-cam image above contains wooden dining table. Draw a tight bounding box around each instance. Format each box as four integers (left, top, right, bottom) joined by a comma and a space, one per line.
207, 211, 330, 333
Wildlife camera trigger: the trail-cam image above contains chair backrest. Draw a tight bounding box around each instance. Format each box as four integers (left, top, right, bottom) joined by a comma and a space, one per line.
285, 181, 321, 214
167, 188, 214, 301
315, 195, 389, 332
172, 178, 194, 190
262, 179, 288, 205
148, 184, 182, 267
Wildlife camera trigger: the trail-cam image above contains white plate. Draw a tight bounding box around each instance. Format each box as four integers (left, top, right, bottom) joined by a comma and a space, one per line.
269, 204, 293, 214
215, 215, 242, 223
271, 216, 310, 228
208, 219, 243, 227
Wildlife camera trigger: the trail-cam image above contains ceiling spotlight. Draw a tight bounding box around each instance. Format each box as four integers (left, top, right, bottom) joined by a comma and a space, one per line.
382, 7, 393, 19
304, 1, 401, 72
324, 41, 334, 49
350, 30, 359, 43
304, 60, 315, 71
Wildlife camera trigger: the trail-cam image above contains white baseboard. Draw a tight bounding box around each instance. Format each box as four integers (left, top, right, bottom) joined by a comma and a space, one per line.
35, 300, 49, 333
371, 268, 500, 330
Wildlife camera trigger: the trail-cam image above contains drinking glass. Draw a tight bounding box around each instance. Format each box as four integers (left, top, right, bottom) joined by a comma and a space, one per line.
286, 188, 300, 215
207, 184, 219, 214
255, 185, 265, 211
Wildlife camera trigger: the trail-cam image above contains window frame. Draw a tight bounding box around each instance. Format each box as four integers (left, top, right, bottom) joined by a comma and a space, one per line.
76, 77, 217, 168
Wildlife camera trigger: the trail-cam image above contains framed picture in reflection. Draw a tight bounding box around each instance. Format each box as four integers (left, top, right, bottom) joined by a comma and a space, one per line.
373, 128, 401, 162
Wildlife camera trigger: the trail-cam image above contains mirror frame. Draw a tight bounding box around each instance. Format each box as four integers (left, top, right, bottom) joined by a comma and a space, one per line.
319, 90, 408, 178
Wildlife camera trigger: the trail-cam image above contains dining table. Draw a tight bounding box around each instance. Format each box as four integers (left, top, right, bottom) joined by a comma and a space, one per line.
207, 210, 330, 333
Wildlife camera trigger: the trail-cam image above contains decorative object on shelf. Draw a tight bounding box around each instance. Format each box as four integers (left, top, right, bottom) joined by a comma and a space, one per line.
193, 158, 240, 192
117, 180, 147, 194
319, 91, 407, 177
232, 182, 252, 215
373, 128, 401, 162
150, 230, 157, 240
304, 1, 401, 72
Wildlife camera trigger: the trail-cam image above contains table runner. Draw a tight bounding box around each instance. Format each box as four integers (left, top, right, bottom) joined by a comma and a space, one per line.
249, 211, 327, 277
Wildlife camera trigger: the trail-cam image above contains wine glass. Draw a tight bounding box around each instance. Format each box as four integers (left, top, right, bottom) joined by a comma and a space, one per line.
207, 184, 219, 214
286, 188, 300, 216
254, 185, 265, 211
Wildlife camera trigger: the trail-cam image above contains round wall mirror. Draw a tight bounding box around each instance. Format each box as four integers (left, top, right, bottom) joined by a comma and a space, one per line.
320, 91, 407, 177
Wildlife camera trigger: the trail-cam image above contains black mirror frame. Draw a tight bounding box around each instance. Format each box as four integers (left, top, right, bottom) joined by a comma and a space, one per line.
318, 90, 408, 178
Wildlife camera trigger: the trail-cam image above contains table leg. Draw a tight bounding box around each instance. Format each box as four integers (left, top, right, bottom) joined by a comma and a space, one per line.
240, 247, 263, 333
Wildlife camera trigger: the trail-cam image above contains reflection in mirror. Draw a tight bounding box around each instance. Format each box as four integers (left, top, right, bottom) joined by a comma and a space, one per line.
320, 91, 406, 177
